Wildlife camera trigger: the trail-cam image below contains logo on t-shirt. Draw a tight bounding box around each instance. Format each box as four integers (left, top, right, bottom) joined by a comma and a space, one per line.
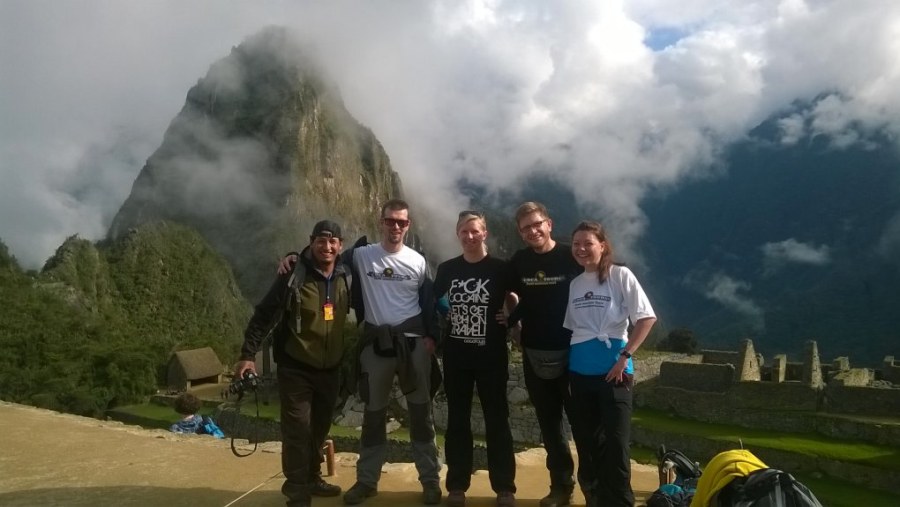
367, 267, 412, 281
522, 270, 567, 286
573, 290, 609, 308
448, 277, 489, 345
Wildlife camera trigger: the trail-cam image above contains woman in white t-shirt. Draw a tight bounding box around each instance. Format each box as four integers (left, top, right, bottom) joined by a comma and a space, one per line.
563, 221, 657, 507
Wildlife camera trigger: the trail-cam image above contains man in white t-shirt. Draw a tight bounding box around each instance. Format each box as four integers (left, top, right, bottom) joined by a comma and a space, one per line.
342, 199, 442, 506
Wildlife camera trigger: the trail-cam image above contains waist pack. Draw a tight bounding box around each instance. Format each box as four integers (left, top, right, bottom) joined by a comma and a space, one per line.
525, 348, 569, 379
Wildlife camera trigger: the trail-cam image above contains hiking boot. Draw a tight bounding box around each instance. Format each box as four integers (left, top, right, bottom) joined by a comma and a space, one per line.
281, 481, 311, 507
446, 490, 466, 507
539, 489, 572, 507
310, 476, 342, 496
343, 482, 377, 505
422, 482, 443, 505
496, 491, 516, 507
582, 487, 594, 507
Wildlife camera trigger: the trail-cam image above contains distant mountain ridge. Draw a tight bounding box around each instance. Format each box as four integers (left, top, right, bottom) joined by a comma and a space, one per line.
109, 27, 404, 301
641, 113, 900, 362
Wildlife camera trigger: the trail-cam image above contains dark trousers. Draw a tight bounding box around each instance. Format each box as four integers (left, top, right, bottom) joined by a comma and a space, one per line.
569, 372, 634, 507
443, 365, 516, 494
522, 351, 594, 492
278, 364, 340, 502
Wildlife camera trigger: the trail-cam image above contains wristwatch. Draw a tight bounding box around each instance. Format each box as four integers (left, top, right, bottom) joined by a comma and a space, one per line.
619, 349, 632, 359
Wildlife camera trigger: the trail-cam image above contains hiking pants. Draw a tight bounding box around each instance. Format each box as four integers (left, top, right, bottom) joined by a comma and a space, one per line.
277, 364, 340, 503
443, 364, 516, 494
569, 371, 634, 507
522, 349, 594, 493
356, 340, 440, 487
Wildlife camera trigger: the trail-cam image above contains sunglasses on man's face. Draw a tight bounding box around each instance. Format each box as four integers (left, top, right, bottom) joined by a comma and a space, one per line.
382, 218, 410, 228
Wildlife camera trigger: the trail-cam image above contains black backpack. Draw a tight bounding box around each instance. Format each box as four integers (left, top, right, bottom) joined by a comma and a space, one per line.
716, 468, 824, 507
647, 484, 693, 507
658, 445, 703, 491
648, 446, 703, 507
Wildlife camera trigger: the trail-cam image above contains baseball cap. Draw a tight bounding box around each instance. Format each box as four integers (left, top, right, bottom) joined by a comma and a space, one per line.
311, 220, 342, 239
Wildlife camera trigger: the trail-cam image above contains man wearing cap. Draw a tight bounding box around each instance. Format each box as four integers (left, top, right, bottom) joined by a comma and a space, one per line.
237, 219, 350, 507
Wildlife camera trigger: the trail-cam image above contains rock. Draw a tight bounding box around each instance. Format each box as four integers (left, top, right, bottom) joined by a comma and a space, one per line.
386, 419, 401, 433
336, 411, 364, 428
507, 387, 529, 405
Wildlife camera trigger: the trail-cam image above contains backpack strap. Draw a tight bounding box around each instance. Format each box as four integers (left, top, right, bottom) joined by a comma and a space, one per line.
286, 260, 307, 305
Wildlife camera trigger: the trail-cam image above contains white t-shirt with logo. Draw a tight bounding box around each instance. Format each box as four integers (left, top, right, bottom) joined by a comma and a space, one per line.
563, 265, 655, 346
354, 243, 426, 327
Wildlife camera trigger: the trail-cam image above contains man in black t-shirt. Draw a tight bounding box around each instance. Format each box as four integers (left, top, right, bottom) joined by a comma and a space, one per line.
507, 202, 591, 507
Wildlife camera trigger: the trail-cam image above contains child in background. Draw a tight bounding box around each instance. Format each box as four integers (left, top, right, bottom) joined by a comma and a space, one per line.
170, 392, 224, 438
170, 392, 204, 433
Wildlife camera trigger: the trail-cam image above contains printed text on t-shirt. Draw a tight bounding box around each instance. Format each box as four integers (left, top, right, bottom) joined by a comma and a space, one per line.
448, 277, 490, 344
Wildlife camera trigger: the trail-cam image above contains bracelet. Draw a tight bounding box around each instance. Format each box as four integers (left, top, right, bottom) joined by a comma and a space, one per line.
619, 349, 632, 359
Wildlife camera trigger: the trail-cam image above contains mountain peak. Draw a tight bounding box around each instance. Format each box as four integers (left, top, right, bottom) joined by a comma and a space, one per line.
109, 27, 403, 300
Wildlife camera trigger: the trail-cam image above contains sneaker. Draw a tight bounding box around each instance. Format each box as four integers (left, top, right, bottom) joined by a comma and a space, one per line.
310, 476, 342, 497
343, 482, 377, 505
539, 489, 571, 507
447, 490, 466, 507
422, 482, 443, 505
496, 491, 516, 507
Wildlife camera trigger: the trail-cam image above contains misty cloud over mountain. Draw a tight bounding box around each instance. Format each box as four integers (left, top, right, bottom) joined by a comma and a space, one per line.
3, 0, 899, 265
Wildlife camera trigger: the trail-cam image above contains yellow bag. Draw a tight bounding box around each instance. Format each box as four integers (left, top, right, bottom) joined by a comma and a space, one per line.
690, 450, 767, 507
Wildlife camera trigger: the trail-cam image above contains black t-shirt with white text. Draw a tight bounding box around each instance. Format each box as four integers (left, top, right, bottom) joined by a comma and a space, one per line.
509, 243, 580, 350
433, 255, 512, 370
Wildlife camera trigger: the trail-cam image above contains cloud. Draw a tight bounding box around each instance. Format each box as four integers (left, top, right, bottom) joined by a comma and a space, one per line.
761, 238, 831, 271
701, 273, 765, 329
876, 212, 900, 265
3, 0, 900, 266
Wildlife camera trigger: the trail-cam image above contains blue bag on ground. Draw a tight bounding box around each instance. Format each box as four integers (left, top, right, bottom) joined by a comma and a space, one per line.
200, 416, 225, 439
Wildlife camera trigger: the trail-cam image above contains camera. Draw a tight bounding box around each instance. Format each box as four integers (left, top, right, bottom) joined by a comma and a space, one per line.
225, 370, 260, 398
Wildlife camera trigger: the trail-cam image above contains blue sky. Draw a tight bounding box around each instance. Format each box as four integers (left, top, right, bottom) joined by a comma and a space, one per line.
644, 27, 687, 51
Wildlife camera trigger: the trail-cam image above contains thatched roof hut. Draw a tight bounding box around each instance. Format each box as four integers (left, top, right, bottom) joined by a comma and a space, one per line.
167, 347, 223, 391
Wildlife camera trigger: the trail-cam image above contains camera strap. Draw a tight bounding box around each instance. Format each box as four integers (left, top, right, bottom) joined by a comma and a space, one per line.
230, 391, 261, 458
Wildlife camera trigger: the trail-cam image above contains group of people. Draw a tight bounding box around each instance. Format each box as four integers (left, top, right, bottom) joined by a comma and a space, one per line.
236, 199, 656, 507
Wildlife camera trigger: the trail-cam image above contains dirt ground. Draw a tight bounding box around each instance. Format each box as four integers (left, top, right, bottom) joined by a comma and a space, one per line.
0, 401, 659, 506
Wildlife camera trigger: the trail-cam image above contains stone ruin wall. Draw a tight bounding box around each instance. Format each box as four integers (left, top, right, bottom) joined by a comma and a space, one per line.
332, 352, 697, 445
639, 339, 900, 445
247, 340, 899, 447
328, 343, 899, 445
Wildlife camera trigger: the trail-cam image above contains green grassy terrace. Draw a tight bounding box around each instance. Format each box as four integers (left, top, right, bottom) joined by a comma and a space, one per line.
632, 408, 900, 471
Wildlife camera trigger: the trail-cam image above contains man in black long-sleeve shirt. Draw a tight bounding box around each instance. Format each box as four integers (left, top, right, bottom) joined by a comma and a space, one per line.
237, 220, 350, 507
507, 202, 591, 507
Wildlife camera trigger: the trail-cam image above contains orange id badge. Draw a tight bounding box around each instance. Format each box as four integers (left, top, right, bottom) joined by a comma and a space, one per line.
323, 302, 334, 321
